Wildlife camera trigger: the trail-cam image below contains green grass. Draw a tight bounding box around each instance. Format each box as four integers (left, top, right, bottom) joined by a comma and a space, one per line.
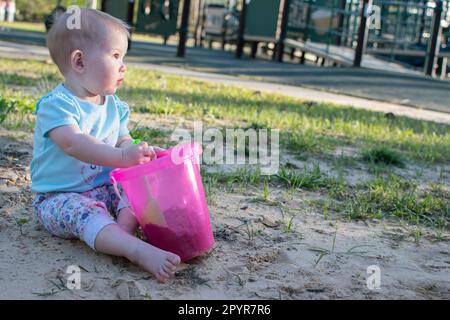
277, 164, 328, 190
281, 129, 337, 156
0, 21, 46, 33
362, 146, 405, 167
335, 174, 449, 229
0, 57, 449, 164
0, 95, 36, 130
262, 179, 269, 201
129, 125, 171, 148
203, 174, 220, 205
201, 166, 264, 189
276, 163, 449, 230
203, 163, 449, 230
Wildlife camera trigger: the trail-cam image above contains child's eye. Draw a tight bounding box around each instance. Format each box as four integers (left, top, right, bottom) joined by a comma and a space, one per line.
114, 54, 120, 59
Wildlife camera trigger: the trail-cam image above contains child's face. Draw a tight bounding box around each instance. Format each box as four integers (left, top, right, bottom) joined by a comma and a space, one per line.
81, 31, 128, 97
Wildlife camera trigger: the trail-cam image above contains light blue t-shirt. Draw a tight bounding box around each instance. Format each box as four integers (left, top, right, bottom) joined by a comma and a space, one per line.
30, 84, 130, 193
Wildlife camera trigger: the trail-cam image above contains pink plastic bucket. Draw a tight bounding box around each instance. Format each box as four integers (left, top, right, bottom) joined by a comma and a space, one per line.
110, 142, 214, 261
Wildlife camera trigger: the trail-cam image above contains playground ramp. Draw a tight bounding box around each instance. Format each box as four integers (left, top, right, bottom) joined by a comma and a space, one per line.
283, 39, 421, 75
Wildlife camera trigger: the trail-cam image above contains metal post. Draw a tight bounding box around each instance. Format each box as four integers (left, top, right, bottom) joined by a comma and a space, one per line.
325, 0, 337, 54
177, 0, 192, 57
336, 0, 346, 46
199, 0, 207, 47
194, 0, 204, 47
436, 56, 448, 79
344, 0, 352, 47
272, 43, 278, 61
250, 41, 258, 58
390, 1, 401, 61
418, 1, 426, 45
276, 0, 290, 63
413, 2, 420, 43
425, 0, 443, 76
236, 0, 248, 59
221, 7, 228, 50
126, 0, 135, 50
126, 0, 135, 26
353, 0, 372, 67
349, 1, 359, 47
300, 1, 312, 64
380, 3, 386, 38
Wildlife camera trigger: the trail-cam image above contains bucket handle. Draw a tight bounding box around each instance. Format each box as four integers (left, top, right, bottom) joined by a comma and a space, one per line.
110, 175, 123, 201
109, 147, 181, 202
109, 148, 165, 202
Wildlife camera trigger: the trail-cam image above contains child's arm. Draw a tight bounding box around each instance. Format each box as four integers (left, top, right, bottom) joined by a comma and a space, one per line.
116, 134, 133, 148
49, 125, 153, 168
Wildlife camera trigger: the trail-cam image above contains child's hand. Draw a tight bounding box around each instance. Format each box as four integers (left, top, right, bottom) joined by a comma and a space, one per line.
122, 141, 156, 167
152, 146, 166, 155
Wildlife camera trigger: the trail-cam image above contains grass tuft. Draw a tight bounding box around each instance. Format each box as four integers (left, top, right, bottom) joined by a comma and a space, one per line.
362, 146, 405, 167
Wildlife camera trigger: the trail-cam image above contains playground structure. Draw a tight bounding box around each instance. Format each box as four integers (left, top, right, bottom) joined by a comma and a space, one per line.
100, 0, 450, 78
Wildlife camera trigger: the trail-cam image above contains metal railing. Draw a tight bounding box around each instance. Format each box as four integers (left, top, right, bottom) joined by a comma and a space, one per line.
283, 0, 449, 75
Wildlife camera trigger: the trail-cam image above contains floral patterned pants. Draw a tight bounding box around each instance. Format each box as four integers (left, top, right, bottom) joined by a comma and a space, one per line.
32, 184, 131, 250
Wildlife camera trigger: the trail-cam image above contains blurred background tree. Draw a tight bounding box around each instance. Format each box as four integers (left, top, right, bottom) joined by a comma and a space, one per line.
15, 0, 94, 22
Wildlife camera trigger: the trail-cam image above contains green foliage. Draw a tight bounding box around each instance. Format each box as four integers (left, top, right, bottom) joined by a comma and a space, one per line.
0, 95, 35, 125
362, 146, 405, 167
15, 0, 89, 22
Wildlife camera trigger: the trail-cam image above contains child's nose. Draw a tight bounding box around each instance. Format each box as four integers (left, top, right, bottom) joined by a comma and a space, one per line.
120, 63, 126, 73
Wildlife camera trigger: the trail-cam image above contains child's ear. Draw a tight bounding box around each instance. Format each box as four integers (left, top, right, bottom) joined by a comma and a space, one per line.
70, 50, 84, 73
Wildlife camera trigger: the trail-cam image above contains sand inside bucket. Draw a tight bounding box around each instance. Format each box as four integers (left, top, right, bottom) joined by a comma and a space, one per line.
142, 207, 213, 261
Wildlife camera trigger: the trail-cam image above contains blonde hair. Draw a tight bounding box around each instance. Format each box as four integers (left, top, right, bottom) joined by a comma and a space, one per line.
46, 8, 130, 74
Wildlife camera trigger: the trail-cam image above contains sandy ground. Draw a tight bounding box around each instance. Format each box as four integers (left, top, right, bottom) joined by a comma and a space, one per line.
0, 123, 449, 300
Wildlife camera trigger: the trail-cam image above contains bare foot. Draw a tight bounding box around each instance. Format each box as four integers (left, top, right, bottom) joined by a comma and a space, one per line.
129, 241, 181, 282
94, 224, 180, 282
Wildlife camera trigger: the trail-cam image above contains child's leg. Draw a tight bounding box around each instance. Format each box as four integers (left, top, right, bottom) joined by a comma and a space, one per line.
33, 191, 180, 282
33, 191, 114, 245
94, 224, 180, 282
82, 185, 139, 235
100, 187, 181, 281
105, 185, 140, 235
116, 208, 140, 235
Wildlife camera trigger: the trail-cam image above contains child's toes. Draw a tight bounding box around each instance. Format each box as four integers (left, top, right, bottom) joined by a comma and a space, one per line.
157, 268, 170, 282
163, 264, 176, 276
156, 274, 168, 283
164, 261, 177, 272
168, 254, 181, 266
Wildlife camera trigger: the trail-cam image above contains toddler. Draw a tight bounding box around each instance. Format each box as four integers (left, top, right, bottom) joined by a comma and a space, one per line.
30, 8, 180, 282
